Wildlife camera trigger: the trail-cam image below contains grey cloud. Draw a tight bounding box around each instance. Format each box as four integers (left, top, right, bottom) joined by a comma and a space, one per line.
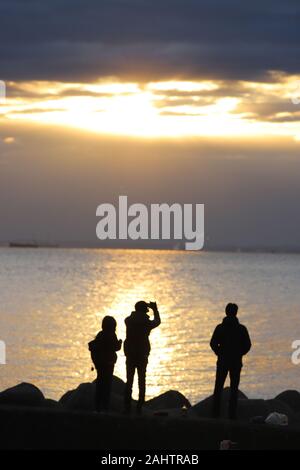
0, 0, 300, 82
234, 100, 300, 123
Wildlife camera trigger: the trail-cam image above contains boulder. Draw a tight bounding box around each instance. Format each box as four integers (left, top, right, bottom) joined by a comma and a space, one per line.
265, 399, 294, 422
294, 412, 300, 426
237, 399, 270, 421
60, 382, 97, 411
145, 390, 191, 411
41, 399, 64, 410
0, 383, 45, 407
190, 387, 247, 418
110, 375, 126, 396
191, 387, 296, 423
275, 390, 300, 413
59, 377, 191, 414
59, 376, 127, 412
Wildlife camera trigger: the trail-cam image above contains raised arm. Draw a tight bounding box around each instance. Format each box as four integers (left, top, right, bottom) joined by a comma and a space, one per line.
149, 302, 161, 329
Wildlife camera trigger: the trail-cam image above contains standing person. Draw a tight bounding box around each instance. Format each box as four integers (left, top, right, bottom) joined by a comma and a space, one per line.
88, 316, 122, 412
124, 301, 161, 414
210, 303, 251, 420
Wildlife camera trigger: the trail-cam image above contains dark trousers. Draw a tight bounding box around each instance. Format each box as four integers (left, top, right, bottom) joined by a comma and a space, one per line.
124, 356, 148, 411
212, 361, 242, 419
95, 362, 115, 412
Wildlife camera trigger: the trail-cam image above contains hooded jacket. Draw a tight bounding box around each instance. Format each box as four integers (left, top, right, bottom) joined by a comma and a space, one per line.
210, 316, 251, 365
89, 330, 121, 368
124, 310, 161, 359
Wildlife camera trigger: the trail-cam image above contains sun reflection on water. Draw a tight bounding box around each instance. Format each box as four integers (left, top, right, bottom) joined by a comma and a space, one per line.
0, 248, 299, 403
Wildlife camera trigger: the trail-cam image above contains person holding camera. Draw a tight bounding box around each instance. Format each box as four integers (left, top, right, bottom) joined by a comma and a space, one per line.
123, 300, 161, 414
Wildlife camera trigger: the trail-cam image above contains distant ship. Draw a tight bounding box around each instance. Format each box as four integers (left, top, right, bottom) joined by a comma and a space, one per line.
9, 241, 39, 248
172, 241, 185, 250
9, 241, 58, 248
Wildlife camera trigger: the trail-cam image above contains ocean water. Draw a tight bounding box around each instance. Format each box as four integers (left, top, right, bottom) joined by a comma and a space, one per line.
0, 248, 299, 404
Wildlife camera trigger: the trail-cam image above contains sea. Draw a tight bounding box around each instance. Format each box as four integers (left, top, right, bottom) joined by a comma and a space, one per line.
0, 248, 299, 404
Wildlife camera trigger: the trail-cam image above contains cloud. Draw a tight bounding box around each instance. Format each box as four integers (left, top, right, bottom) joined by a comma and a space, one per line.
3, 74, 300, 137
0, 1, 300, 82
156, 97, 215, 109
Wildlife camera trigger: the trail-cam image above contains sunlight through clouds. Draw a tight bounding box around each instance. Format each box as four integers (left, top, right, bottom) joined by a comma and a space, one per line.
2, 76, 300, 140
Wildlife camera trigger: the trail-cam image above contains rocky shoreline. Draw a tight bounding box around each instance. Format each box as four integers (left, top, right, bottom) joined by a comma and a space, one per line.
0, 377, 300, 449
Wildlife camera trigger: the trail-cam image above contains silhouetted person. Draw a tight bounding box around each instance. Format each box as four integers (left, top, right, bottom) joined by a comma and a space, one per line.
124, 301, 161, 414
88, 316, 122, 412
210, 303, 251, 420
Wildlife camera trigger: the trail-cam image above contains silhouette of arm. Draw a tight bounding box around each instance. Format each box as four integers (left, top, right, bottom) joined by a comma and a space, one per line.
150, 307, 161, 329
210, 326, 221, 356
113, 334, 122, 351
242, 327, 251, 355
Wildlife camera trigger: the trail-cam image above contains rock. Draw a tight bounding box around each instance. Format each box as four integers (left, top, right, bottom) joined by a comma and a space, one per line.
237, 399, 270, 421
265, 411, 289, 426
0, 383, 45, 407
145, 390, 191, 411
294, 412, 300, 425
191, 387, 247, 418
41, 399, 64, 410
191, 387, 296, 423
250, 416, 265, 424
59, 377, 190, 414
1, 404, 300, 450
59, 382, 96, 411
59, 376, 127, 412
110, 375, 126, 396
265, 399, 294, 422
275, 391, 300, 413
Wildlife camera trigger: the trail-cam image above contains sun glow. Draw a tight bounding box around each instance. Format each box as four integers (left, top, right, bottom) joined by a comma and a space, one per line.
2, 77, 300, 139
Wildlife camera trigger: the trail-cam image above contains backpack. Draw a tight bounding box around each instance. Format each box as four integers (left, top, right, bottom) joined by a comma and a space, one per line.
88, 338, 102, 370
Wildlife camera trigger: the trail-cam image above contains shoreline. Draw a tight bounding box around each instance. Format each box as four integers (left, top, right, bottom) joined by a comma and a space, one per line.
0, 378, 300, 450
1, 404, 300, 450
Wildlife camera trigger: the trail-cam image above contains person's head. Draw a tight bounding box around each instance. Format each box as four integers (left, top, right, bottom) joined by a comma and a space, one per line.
102, 315, 117, 332
225, 303, 238, 318
135, 300, 149, 314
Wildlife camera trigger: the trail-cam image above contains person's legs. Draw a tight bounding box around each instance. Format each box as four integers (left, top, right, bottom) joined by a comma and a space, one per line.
228, 365, 242, 420
124, 358, 135, 412
212, 363, 228, 418
95, 369, 103, 412
136, 357, 148, 414
101, 363, 115, 411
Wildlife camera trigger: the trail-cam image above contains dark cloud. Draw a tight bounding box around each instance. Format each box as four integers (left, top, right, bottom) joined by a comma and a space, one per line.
269, 113, 300, 122
233, 97, 300, 122
0, 0, 300, 82
6, 82, 137, 99
59, 89, 135, 98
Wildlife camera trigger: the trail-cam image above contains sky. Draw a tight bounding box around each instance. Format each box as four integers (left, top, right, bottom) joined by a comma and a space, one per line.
0, 0, 300, 249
